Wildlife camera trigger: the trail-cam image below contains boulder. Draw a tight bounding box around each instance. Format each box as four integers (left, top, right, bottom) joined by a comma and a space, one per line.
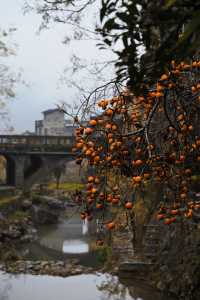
4, 225, 22, 239
46, 198, 64, 210
0, 212, 5, 222
21, 200, 32, 210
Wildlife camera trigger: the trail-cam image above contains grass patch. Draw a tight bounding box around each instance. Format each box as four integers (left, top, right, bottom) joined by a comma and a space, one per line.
96, 245, 112, 264
9, 210, 29, 221
191, 175, 200, 181
0, 196, 18, 208
48, 182, 84, 191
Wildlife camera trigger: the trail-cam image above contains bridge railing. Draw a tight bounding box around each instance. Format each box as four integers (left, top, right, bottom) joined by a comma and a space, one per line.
0, 135, 75, 152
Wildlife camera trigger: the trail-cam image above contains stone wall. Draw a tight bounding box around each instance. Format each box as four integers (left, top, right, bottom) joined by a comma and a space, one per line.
152, 222, 200, 300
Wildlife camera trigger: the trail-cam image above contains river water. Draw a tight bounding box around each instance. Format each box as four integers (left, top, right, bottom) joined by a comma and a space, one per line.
21, 213, 99, 266
0, 213, 175, 300
0, 272, 175, 300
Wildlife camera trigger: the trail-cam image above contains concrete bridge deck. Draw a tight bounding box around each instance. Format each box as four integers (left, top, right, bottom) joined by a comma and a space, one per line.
0, 135, 75, 153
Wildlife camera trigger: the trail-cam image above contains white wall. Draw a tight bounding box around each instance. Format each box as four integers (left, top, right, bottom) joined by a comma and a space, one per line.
43, 111, 65, 135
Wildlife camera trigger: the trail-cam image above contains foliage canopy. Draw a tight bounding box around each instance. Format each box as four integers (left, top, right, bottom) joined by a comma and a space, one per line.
31, 0, 200, 92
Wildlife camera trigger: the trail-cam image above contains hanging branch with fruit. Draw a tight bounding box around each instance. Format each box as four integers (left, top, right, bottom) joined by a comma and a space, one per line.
70, 60, 200, 245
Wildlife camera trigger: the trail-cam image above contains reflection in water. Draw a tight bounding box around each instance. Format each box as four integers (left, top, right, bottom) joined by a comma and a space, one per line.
0, 272, 175, 300
62, 239, 89, 254
0, 273, 126, 300
98, 275, 176, 300
82, 219, 89, 235
0, 275, 12, 300
38, 215, 91, 254
20, 214, 99, 265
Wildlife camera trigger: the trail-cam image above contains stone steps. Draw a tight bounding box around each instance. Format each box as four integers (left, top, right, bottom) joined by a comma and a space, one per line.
143, 224, 164, 260
112, 224, 164, 263
112, 229, 135, 260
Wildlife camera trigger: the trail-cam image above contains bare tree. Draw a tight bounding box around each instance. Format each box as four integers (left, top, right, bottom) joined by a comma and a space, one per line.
53, 164, 66, 189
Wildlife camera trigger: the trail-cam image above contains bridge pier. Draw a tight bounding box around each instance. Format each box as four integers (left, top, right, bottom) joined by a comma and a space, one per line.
14, 156, 26, 187
6, 155, 27, 187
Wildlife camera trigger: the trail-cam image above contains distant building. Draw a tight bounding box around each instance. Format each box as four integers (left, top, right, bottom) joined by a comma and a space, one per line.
22, 130, 35, 136
35, 108, 76, 136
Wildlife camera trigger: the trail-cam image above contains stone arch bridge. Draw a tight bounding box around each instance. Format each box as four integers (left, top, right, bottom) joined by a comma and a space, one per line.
0, 135, 76, 188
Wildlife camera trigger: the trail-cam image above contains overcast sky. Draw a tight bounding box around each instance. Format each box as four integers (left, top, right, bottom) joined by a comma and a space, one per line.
0, 0, 113, 133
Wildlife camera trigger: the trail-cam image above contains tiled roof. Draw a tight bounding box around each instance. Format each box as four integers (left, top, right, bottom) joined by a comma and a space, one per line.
42, 108, 62, 114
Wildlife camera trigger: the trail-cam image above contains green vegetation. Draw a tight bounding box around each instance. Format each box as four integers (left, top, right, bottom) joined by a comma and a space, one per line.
96, 245, 112, 265
0, 196, 18, 209
33, 1, 200, 93
191, 175, 200, 182
9, 210, 29, 221
48, 182, 84, 191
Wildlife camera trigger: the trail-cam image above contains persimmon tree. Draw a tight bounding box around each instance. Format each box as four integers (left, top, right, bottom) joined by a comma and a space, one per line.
70, 60, 200, 245
31, 0, 200, 245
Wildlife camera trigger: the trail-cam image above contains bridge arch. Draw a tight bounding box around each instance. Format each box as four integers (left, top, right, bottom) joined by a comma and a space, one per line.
24, 155, 42, 179
6, 155, 16, 186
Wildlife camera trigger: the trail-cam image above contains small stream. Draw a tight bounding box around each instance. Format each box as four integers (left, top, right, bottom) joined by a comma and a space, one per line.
1, 211, 176, 300
39, 214, 91, 254
20, 212, 100, 266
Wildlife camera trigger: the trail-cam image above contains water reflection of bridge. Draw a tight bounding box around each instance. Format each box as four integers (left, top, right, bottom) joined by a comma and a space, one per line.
40, 218, 90, 254
0, 135, 75, 187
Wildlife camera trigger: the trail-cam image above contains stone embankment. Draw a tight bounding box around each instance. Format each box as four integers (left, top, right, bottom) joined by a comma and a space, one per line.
0, 194, 65, 261
114, 221, 200, 300
151, 223, 200, 300
0, 260, 96, 277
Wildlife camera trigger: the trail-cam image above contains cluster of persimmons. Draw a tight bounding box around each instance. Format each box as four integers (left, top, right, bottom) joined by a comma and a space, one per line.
72, 60, 200, 241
